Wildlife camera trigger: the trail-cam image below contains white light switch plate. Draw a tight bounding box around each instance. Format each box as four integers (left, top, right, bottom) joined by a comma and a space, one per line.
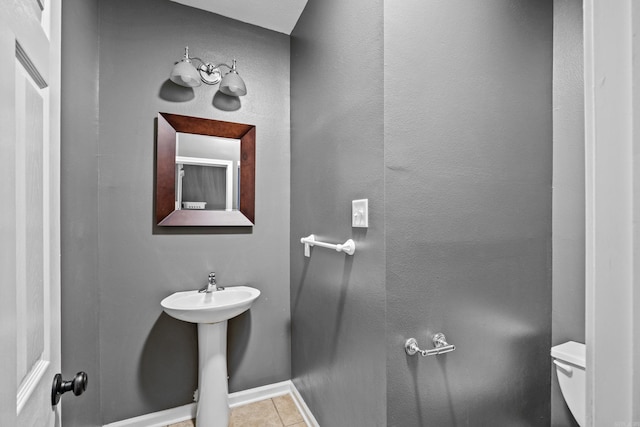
352, 199, 369, 228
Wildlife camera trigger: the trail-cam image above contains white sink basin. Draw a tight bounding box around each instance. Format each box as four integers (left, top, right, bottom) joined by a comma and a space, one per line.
161, 286, 260, 324
161, 285, 260, 427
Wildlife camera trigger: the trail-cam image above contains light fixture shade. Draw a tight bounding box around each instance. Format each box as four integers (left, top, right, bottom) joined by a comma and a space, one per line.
170, 60, 202, 87
219, 71, 247, 97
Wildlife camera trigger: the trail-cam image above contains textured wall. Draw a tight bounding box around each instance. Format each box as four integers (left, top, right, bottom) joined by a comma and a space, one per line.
94, 0, 290, 423
384, 1, 553, 425
60, 0, 101, 424
290, 0, 387, 425
62, 1, 563, 424
552, 1, 584, 426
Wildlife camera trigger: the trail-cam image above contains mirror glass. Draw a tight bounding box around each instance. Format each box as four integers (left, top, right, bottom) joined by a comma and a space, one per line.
156, 113, 255, 226
175, 133, 241, 212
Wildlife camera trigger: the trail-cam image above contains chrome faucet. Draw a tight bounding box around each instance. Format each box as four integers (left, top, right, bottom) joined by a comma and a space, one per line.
199, 272, 223, 293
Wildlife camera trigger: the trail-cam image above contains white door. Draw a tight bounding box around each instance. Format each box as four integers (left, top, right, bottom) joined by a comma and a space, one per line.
583, 1, 640, 424
0, 0, 62, 425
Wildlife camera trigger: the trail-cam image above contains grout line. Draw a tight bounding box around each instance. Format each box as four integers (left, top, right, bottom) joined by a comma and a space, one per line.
273, 395, 305, 427
271, 397, 287, 426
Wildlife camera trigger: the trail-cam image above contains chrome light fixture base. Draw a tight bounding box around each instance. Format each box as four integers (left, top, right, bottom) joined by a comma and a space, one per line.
198, 63, 222, 85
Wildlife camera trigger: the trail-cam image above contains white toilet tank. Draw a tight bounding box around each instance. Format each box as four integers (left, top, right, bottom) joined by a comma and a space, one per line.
551, 341, 586, 427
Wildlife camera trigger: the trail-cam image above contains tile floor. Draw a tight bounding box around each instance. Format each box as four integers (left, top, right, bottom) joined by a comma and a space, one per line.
167, 394, 307, 427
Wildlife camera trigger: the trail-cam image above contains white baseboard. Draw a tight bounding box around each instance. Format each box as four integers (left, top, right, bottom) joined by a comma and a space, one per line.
102, 403, 196, 427
227, 380, 291, 408
103, 380, 319, 427
288, 380, 320, 427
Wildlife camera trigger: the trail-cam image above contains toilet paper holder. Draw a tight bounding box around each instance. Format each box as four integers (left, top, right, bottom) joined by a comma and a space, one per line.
405, 333, 456, 357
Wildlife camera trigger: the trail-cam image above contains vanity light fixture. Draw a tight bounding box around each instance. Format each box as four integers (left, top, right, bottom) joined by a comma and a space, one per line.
170, 46, 247, 97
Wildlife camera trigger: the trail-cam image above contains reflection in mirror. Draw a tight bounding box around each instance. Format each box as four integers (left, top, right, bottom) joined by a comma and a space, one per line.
175, 134, 241, 212
156, 112, 255, 226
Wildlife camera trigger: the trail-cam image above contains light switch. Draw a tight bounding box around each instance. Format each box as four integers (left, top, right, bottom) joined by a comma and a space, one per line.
352, 199, 369, 228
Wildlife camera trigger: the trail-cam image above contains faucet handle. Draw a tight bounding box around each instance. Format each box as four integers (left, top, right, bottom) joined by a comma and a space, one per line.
208, 272, 216, 283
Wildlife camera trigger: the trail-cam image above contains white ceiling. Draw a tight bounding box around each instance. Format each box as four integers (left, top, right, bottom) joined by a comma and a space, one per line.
170, 0, 308, 35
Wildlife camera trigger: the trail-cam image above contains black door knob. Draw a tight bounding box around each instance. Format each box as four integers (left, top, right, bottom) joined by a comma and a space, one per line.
51, 372, 88, 406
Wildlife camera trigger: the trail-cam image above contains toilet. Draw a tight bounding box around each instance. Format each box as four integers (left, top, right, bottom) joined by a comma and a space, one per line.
551, 341, 586, 427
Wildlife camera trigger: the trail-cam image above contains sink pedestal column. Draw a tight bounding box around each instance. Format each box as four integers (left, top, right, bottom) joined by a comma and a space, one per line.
196, 321, 229, 427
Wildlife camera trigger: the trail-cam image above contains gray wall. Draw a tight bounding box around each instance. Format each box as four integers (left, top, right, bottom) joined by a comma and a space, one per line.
552, 1, 584, 426
290, 0, 387, 425
61, 0, 101, 424
384, 1, 553, 425
61, 1, 569, 425
63, 0, 291, 424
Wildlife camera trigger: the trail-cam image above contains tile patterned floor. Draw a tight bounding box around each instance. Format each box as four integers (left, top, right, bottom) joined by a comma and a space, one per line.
167, 394, 307, 427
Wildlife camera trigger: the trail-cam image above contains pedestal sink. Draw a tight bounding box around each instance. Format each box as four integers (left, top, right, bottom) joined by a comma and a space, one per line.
161, 286, 260, 427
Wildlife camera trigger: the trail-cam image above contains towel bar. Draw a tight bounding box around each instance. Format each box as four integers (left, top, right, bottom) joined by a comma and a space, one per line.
300, 234, 356, 257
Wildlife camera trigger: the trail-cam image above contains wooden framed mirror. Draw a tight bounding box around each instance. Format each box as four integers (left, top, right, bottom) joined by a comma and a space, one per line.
156, 112, 255, 226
